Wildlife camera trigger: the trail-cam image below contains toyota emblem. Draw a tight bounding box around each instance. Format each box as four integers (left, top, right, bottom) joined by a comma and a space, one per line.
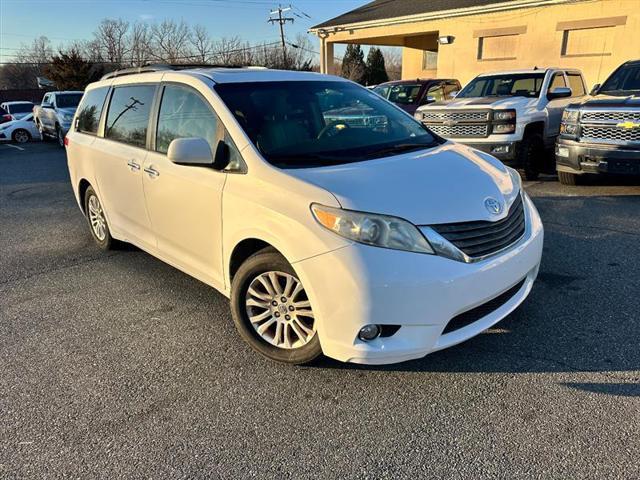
484, 197, 503, 215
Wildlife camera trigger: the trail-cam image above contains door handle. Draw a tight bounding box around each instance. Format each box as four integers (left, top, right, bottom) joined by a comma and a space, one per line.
144, 166, 160, 178
127, 160, 140, 171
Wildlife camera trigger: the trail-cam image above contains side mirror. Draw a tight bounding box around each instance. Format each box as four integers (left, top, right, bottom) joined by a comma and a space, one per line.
590, 83, 601, 96
167, 137, 214, 166
547, 87, 572, 100
42, 102, 53, 109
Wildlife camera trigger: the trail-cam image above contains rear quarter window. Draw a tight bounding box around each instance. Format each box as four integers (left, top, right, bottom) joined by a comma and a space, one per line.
76, 87, 109, 135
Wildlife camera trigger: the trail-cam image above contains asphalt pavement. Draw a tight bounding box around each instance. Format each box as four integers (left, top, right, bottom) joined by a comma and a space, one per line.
1, 141, 639, 479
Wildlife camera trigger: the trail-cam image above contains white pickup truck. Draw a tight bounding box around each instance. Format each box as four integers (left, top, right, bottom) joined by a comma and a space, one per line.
415, 68, 587, 179
33, 91, 83, 147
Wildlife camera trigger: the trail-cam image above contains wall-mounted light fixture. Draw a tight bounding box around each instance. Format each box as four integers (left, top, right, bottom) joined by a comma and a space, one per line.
438, 35, 455, 45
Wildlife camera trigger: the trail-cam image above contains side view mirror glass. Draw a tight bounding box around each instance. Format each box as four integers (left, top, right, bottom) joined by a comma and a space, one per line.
547, 87, 572, 100
590, 83, 601, 96
167, 137, 214, 166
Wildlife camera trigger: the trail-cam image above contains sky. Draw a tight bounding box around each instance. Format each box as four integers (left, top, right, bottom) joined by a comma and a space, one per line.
0, 0, 367, 63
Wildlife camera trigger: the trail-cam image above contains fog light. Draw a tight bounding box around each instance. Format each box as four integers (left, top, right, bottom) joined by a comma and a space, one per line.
557, 146, 569, 158
358, 324, 381, 341
491, 145, 510, 154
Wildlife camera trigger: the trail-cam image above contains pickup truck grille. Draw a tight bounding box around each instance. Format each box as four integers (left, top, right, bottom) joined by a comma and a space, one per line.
581, 125, 640, 143
429, 123, 489, 138
581, 111, 640, 122
420, 109, 491, 139
430, 194, 525, 258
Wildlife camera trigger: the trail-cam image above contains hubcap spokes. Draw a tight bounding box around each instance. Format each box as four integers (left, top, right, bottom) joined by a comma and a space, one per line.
88, 195, 107, 241
246, 271, 316, 350
16, 131, 28, 143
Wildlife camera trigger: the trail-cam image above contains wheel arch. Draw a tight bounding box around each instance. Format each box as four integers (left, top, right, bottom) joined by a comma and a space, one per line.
523, 121, 545, 137
228, 238, 280, 284
78, 178, 91, 213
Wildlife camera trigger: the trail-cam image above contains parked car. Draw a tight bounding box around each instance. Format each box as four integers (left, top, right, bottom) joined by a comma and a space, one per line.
415, 68, 586, 180
373, 79, 461, 115
33, 91, 83, 146
556, 59, 640, 185
0, 113, 41, 143
0, 106, 12, 125
66, 65, 543, 365
0, 101, 35, 121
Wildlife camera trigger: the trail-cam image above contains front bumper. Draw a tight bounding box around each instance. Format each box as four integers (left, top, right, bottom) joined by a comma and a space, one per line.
465, 141, 518, 161
556, 138, 640, 175
294, 194, 543, 364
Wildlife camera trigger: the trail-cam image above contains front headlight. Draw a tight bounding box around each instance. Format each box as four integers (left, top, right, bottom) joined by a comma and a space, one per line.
494, 109, 516, 121
311, 204, 434, 254
562, 109, 579, 123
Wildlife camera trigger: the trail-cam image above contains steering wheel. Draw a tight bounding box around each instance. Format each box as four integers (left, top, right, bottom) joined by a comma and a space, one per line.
317, 121, 351, 139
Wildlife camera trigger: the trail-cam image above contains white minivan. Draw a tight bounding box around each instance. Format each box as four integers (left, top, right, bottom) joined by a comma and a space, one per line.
66, 65, 543, 365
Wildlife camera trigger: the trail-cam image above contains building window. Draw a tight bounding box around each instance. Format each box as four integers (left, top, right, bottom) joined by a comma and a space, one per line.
556, 16, 626, 57
422, 50, 438, 70
473, 26, 526, 62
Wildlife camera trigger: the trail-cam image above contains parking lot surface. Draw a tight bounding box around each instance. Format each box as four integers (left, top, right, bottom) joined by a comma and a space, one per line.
1, 142, 639, 479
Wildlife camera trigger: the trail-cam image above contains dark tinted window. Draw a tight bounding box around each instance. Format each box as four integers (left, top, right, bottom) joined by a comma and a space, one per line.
567, 74, 585, 96
215, 81, 440, 168
105, 85, 156, 148
156, 85, 219, 154
76, 87, 109, 135
56, 93, 83, 108
458, 73, 545, 98
8, 103, 34, 114
387, 84, 422, 104
600, 63, 640, 94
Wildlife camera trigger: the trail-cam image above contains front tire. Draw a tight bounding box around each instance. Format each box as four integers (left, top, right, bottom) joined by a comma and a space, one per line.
518, 133, 544, 181
56, 125, 65, 147
84, 186, 114, 250
230, 249, 322, 364
12, 129, 31, 144
558, 171, 579, 185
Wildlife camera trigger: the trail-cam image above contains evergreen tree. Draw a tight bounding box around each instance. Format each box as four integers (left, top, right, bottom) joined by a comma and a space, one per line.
44, 49, 103, 90
365, 47, 389, 86
341, 44, 366, 84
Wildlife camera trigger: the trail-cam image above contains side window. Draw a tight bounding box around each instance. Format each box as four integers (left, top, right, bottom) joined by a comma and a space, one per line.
443, 82, 459, 98
550, 73, 567, 90
156, 84, 220, 154
426, 84, 445, 102
43, 94, 50, 105
76, 87, 109, 135
105, 85, 156, 148
567, 73, 586, 96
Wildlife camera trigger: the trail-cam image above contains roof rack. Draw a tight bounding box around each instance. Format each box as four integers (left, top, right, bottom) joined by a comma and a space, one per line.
100, 63, 262, 81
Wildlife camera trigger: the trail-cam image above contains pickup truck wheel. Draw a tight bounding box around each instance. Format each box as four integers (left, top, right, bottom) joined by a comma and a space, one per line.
230, 249, 322, 365
56, 126, 65, 147
558, 171, 578, 186
518, 134, 543, 181
12, 129, 31, 144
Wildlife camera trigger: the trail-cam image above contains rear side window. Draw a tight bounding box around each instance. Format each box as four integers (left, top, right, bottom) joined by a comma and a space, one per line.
550, 73, 566, 90
155, 84, 219, 154
567, 74, 585, 96
76, 87, 109, 135
105, 85, 156, 148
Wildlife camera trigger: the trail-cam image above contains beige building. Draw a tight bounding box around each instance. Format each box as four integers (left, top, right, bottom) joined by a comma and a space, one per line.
311, 0, 640, 89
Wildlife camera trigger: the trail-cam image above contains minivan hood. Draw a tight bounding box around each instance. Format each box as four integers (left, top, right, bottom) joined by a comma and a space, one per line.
286, 142, 519, 225
423, 96, 536, 110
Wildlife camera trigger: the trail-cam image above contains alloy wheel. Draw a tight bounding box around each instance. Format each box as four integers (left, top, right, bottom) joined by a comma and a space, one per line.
87, 194, 107, 241
245, 271, 316, 349
13, 130, 29, 143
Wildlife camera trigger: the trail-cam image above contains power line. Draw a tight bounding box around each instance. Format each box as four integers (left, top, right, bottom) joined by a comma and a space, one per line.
268, 4, 294, 67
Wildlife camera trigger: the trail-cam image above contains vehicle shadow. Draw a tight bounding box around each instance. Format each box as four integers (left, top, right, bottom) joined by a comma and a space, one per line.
307, 189, 640, 382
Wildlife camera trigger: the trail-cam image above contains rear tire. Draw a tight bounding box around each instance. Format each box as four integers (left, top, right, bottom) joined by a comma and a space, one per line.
56, 125, 65, 147
12, 129, 31, 143
230, 249, 322, 365
518, 133, 544, 181
84, 186, 114, 251
558, 171, 579, 185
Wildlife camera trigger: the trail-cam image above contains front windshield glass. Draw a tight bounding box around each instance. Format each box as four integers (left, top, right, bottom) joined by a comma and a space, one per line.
599, 64, 640, 95
56, 93, 83, 108
215, 81, 441, 168
458, 73, 545, 98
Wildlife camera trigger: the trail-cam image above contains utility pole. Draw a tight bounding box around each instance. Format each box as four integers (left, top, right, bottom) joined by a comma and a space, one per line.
268, 5, 294, 68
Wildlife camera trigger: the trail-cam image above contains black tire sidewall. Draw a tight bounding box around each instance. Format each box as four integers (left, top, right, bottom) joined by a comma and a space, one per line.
56, 126, 64, 147
230, 250, 322, 364
12, 129, 30, 143
84, 186, 113, 250
519, 134, 543, 181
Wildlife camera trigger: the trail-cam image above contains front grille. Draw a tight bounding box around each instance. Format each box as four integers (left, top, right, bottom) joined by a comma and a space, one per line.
421, 110, 490, 122
428, 123, 489, 138
581, 111, 640, 122
580, 125, 640, 143
430, 194, 525, 258
442, 278, 526, 334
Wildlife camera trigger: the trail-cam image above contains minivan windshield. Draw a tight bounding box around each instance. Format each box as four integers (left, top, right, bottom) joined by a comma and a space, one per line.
457, 73, 545, 98
56, 93, 83, 108
215, 81, 441, 168
599, 63, 640, 95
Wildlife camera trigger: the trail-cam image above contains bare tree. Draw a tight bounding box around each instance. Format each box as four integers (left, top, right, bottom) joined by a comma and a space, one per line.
381, 47, 402, 81
129, 22, 153, 66
95, 18, 130, 64
191, 24, 213, 63
150, 19, 192, 63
